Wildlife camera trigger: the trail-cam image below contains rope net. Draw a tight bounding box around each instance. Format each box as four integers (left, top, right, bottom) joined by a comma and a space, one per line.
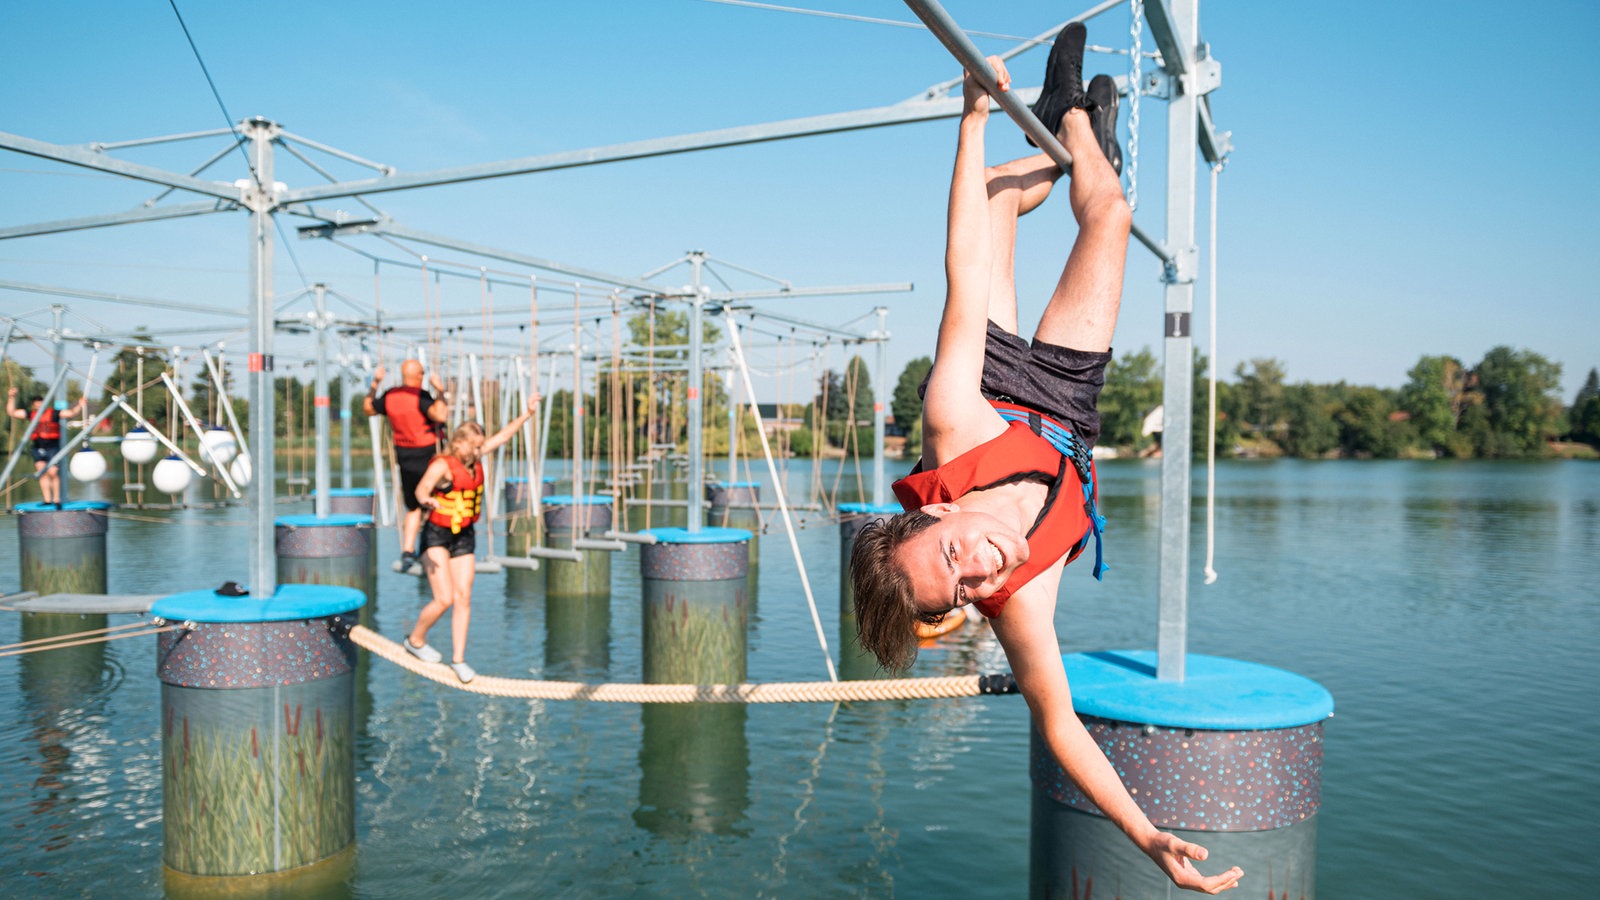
348, 623, 1008, 703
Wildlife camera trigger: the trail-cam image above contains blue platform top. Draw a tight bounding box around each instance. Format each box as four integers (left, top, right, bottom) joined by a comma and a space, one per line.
712, 481, 760, 488
275, 514, 374, 528
328, 488, 374, 497
838, 502, 903, 515
544, 494, 611, 506
151, 583, 366, 623
16, 500, 111, 513
1062, 650, 1334, 730
505, 476, 558, 484
644, 526, 752, 544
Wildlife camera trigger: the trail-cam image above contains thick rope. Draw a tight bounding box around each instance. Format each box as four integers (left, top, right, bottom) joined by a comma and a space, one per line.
348, 624, 1012, 703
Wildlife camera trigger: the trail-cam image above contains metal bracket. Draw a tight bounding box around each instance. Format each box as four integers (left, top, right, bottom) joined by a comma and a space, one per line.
1141, 71, 1175, 101
1161, 246, 1199, 285
1185, 56, 1223, 97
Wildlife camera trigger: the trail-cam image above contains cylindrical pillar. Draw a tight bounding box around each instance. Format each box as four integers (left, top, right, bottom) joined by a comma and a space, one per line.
16, 500, 110, 595
1031, 651, 1334, 899
326, 488, 374, 517
275, 515, 376, 609
503, 476, 557, 555
639, 526, 750, 684
151, 584, 366, 882
837, 503, 900, 680
541, 495, 612, 596
706, 481, 760, 566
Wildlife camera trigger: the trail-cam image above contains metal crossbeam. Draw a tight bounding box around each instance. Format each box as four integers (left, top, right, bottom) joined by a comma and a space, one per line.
0, 130, 240, 201
277, 96, 979, 205
0, 199, 236, 241
0, 279, 248, 318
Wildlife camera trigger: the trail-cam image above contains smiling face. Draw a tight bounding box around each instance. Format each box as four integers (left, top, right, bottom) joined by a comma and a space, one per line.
452, 432, 486, 466
893, 505, 1029, 617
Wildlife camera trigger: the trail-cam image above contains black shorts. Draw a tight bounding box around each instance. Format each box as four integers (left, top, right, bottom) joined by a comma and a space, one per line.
395, 445, 435, 511
31, 441, 61, 464
921, 322, 1111, 449
421, 520, 476, 558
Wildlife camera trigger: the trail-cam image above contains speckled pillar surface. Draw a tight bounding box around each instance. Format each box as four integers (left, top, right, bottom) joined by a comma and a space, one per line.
542, 496, 613, 596
17, 501, 110, 595
639, 527, 750, 684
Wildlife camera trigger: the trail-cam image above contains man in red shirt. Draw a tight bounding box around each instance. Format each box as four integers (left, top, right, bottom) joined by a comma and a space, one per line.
364, 359, 449, 569
849, 39, 1241, 895
7, 386, 87, 505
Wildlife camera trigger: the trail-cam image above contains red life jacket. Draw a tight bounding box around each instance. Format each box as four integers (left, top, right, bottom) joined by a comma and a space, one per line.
381, 386, 438, 449
892, 407, 1098, 619
427, 454, 484, 534
33, 407, 61, 442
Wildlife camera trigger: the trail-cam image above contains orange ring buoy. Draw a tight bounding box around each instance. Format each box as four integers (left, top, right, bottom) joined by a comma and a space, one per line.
914, 607, 967, 640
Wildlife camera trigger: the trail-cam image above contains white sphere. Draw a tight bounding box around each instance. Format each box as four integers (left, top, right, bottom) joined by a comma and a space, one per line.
228, 453, 253, 488
151, 455, 193, 495
200, 428, 238, 465
69, 447, 108, 482
121, 428, 159, 465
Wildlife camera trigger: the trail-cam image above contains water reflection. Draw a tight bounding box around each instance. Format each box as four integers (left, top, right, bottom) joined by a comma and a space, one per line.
634, 703, 750, 836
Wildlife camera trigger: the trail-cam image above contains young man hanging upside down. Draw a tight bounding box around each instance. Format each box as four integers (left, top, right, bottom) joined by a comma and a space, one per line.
849, 27, 1241, 895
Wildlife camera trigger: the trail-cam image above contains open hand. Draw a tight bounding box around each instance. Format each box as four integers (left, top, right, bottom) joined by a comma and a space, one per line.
1144, 832, 1242, 894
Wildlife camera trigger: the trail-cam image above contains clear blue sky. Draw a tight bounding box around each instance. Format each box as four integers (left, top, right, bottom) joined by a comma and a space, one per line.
2, 0, 1596, 401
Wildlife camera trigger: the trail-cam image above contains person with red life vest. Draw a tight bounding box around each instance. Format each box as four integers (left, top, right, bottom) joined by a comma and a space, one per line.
364, 359, 450, 571
403, 401, 536, 683
849, 45, 1242, 896
7, 386, 87, 505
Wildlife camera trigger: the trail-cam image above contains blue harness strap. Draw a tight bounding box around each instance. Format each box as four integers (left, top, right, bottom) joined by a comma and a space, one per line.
993, 406, 1107, 580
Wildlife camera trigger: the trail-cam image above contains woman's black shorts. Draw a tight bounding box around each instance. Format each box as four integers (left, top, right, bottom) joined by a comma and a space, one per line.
420, 520, 476, 558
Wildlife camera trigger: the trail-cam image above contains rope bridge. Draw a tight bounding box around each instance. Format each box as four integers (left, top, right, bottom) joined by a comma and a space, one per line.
348, 623, 1017, 704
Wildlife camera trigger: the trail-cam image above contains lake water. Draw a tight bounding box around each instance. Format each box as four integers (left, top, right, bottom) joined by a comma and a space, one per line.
1, 459, 1596, 897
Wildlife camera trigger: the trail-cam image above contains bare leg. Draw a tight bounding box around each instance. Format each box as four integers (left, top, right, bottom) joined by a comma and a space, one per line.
982, 153, 1065, 334
37, 462, 58, 504
1033, 108, 1132, 353
446, 554, 476, 663
410, 545, 455, 647
401, 508, 422, 558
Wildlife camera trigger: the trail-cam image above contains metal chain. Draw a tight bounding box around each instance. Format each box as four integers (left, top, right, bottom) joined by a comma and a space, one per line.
1127, 0, 1144, 211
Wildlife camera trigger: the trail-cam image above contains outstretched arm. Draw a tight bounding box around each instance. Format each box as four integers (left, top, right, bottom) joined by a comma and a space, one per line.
992, 578, 1243, 894
922, 57, 1011, 466
5, 387, 22, 420
481, 399, 537, 455
425, 373, 449, 423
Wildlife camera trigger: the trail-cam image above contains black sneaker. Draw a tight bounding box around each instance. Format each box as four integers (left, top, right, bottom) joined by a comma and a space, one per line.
399, 551, 417, 571
1027, 22, 1088, 148
1086, 74, 1123, 174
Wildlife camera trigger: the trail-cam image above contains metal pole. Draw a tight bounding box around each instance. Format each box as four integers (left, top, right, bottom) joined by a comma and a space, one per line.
686, 253, 707, 533
50, 304, 69, 503
245, 119, 278, 597
725, 366, 737, 484
871, 306, 889, 507
339, 346, 353, 490
1156, 0, 1200, 683
313, 284, 331, 518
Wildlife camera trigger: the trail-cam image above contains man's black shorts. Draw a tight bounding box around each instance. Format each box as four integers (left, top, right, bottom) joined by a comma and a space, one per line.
31, 440, 61, 465
420, 520, 476, 558
394, 445, 435, 512
920, 321, 1111, 449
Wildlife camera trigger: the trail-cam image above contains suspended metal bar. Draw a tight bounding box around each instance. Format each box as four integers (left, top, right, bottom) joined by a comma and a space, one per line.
89, 127, 239, 151
900, 0, 1171, 264
275, 130, 394, 175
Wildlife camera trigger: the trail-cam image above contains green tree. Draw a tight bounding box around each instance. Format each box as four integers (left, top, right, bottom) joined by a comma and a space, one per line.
98, 338, 171, 435
890, 355, 933, 435
1282, 382, 1341, 458
1099, 346, 1161, 451
842, 354, 874, 426
1569, 368, 1600, 447
1399, 355, 1468, 455
1232, 357, 1287, 438
1473, 346, 1563, 457
1337, 386, 1408, 458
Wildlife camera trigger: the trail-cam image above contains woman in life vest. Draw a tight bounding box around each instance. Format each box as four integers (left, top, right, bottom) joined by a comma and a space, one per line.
404, 401, 535, 682
7, 386, 87, 505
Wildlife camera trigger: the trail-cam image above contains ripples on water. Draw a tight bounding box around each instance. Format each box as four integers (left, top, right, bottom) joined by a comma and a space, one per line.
1, 460, 1595, 897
